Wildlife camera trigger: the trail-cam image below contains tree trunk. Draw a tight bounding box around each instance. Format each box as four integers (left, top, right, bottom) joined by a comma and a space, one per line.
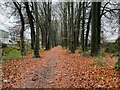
97, 2, 101, 51
63, 2, 68, 48
67, 2, 71, 50
33, 2, 40, 58
71, 2, 75, 53
85, 9, 91, 51
46, 2, 52, 50
91, 2, 99, 56
13, 2, 25, 55
25, 2, 35, 50
81, 2, 86, 52
76, 2, 81, 48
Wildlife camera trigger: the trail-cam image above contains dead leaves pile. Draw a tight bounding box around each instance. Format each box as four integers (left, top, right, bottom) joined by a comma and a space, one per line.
2, 46, 120, 89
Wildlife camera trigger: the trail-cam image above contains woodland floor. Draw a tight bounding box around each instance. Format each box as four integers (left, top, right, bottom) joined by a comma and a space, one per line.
1, 46, 120, 89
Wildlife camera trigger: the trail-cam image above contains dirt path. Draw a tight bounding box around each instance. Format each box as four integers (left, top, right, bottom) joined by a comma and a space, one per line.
2, 46, 120, 88
10, 46, 67, 88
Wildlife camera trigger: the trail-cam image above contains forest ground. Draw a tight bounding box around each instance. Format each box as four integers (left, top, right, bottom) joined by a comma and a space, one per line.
2, 46, 120, 89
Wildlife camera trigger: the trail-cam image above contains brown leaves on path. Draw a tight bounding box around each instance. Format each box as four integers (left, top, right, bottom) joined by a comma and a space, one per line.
2, 46, 120, 89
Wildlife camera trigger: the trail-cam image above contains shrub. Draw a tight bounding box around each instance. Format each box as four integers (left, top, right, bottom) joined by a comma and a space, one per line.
99, 50, 106, 57
105, 43, 117, 54
81, 52, 91, 57
2, 45, 20, 55
2, 43, 7, 48
39, 48, 45, 52
2, 49, 22, 61
94, 57, 107, 66
115, 58, 120, 71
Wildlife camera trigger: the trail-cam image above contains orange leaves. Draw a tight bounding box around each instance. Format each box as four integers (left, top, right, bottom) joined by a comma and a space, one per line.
2, 46, 120, 88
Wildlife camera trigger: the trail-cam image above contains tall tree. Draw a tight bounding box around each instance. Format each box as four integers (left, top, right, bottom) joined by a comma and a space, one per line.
13, 2, 25, 55
96, 2, 101, 51
33, 2, 40, 58
70, 2, 75, 53
115, 5, 120, 70
67, 2, 71, 50
85, 9, 92, 51
46, 2, 52, 50
91, 2, 99, 56
75, 2, 81, 48
63, 2, 68, 48
81, 2, 86, 51
25, 2, 35, 50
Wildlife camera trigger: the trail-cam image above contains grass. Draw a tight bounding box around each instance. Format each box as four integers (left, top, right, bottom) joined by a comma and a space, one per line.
2, 49, 22, 61
81, 51, 91, 57
94, 57, 107, 66
115, 58, 120, 71
99, 50, 106, 57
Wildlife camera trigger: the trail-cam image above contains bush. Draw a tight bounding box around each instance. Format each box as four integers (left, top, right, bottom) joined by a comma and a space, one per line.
3, 45, 20, 55
94, 57, 107, 66
81, 52, 91, 57
99, 50, 106, 57
2, 43, 7, 48
105, 43, 117, 54
39, 48, 45, 52
115, 58, 120, 71
2, 49, 22, 61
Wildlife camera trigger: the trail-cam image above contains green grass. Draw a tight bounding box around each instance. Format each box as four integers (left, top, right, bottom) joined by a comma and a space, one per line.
99, 50, 106, 57
115, 58, 120, 71
105, 43, 117, 54
3, 45, 20, 55
2, 49, 22, 61
81, 51, 91, 57
94, 57, 107, 66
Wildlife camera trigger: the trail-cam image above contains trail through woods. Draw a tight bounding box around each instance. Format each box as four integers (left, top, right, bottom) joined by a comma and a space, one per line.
2, 46, 120, 88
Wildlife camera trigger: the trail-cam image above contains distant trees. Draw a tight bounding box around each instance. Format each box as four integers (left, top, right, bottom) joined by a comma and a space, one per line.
60, 2, 103, 56
5, 1, 119, 59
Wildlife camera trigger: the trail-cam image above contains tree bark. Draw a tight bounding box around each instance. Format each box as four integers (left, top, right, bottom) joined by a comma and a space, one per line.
13, 2, 25, 55
63, 2, 68, 48
67, 2, 71, 50
97, 2, 101, 51
81, 2, 86, 52
25, 2, 35, 50
85, 9, 91, 51
33, 2, 40, 58
71, 2, 75, 53
91, 2, 99, 56
74, 2, 81, 49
